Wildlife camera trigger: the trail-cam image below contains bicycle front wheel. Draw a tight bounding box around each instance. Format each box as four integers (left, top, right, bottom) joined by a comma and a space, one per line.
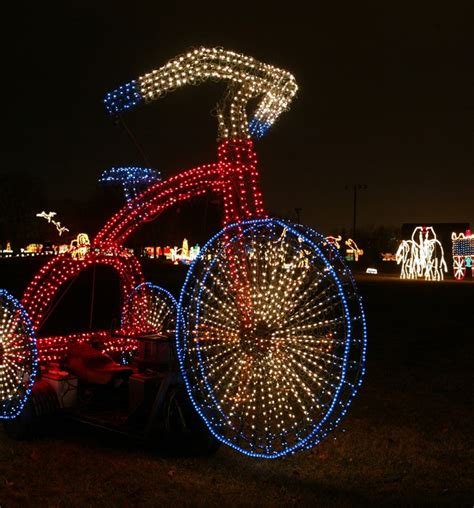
177, 219, 367, 458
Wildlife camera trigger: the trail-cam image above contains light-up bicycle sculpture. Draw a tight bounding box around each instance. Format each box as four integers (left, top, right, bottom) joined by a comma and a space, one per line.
0, 48, 366, 458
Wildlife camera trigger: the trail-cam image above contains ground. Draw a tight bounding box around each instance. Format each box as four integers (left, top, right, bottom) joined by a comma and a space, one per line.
0, 264, 472, 507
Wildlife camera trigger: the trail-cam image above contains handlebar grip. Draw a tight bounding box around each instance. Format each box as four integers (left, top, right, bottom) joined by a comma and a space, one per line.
104, 80, 143, 115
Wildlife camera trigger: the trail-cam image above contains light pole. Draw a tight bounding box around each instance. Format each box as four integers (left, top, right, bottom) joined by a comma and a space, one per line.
346, 184, 367, 238
294, 207, 302, 224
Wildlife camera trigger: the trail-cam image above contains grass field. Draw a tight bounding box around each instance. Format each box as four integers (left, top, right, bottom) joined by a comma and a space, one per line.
0, 261, 473, 507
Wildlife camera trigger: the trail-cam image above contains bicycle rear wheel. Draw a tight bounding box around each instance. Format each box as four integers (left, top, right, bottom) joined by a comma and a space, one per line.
0, 290, 38, 419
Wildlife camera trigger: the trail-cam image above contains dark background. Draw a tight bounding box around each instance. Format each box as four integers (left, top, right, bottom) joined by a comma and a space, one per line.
1, 2, 473, 245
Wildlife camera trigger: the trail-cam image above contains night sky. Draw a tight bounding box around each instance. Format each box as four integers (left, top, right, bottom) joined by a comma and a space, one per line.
2, 3, 473, 236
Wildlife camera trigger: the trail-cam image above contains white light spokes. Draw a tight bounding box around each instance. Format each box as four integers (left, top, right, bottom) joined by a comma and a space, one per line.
178, 220, 366, 457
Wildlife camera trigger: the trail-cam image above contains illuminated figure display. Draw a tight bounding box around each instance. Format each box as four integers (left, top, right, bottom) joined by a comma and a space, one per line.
143, 240, 200, 264
0, 48, 366, 458
36, 211, 69, 236
69, 233, 91, 261
324, 236, 364, 261
451, 230, 474, 280
345, 238, 364, 262
381, 252, 397, 262
36, 211, 57, 222
325, 235, 342, 249
396, 226, 447, 281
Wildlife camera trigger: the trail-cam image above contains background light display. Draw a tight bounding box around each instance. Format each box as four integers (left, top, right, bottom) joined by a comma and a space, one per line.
451, 230, 474, 280
396, 226, 447, 281
36, 211, 70, 236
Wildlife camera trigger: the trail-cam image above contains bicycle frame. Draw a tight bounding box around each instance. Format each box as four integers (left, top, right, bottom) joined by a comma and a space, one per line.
21, 47, 299, 363
21, 138, 265, 362
0, 48, 369, 461
95, 139, 265, 245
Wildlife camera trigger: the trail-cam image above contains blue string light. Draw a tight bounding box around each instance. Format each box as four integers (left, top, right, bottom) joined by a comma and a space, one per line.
103, 80, 143, 115
0, 289, 38, 419
122, 282, 177, 329
99, 167, 162, 204
248, 117, 272, 139
176, 218, 367, 458
453, 237, 474, 257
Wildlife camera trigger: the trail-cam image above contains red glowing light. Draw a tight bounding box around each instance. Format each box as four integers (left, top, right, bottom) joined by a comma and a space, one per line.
21, 140, 266, 357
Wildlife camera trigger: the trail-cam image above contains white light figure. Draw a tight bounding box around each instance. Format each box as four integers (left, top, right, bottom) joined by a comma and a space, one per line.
36, 211, 69, 236
325, 235, 342, 250
167, 239, 201, 265
396, 226, 447, 281
52, 221, 69, 236
345, 238, 364, 262
36, 211, 57, 222
69, 233, 90, 261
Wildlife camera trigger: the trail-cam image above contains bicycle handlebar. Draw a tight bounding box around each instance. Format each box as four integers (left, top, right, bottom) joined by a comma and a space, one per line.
104, 47, 298, 139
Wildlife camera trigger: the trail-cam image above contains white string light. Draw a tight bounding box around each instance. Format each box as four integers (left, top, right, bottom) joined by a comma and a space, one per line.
0, 290, 37, 419
396, 226, 447, 281
178, 219, 367, 458
36, 211, 70, 237
105, 47, 298, 140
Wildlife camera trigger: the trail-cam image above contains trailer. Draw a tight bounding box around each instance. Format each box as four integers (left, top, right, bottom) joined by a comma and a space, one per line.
451, 230, 474, 280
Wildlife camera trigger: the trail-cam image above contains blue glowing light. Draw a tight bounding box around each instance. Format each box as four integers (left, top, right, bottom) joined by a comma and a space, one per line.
122, 282, 177, 330
176, 218, 367, 458
453, 237, 474, 257
248, 117, 272, 139
99, 167, 162, 204
0, 289, 38, 419
104, 80, 143, 115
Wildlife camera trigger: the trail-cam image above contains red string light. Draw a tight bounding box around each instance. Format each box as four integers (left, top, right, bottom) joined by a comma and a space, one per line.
21, 140, 266, 359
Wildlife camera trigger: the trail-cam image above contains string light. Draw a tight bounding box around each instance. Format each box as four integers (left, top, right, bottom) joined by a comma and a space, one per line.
0, 290, 37, 419
69, 233, 91, 261
36, 211, 57, 222
104, 80, 142, 115
325, 235, 342, 250
381, 252, 396, 262
177, 218, 367, 458
36, 331, 111, 363
99, 167, 162, 204
345, 238, 364, 262
324, 236, 363, 262
22, 252, 144, 332
122, 283, 177, 335
396, 226, 447, 281
451, 230, 474, 280
0, 48, 368, 457
95, 139, 265, 245
36, 210, 69, 236
104, 47, 298, 140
